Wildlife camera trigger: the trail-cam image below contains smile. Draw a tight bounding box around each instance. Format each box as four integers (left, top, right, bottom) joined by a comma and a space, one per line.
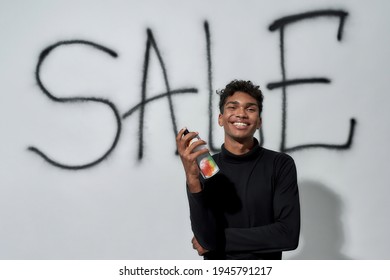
233, 122, 249, 127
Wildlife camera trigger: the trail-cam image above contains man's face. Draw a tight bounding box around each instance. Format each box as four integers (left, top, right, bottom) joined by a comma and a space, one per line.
218, 91, 262, 143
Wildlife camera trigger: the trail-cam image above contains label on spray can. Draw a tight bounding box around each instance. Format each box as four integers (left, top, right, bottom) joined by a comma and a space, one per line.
183, 129, 219, 179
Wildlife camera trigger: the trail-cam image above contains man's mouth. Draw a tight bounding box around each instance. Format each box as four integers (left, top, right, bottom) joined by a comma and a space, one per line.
232, 122, 249, 128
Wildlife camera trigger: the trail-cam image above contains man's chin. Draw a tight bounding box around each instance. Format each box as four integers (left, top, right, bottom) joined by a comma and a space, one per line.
229, 134, 254, 144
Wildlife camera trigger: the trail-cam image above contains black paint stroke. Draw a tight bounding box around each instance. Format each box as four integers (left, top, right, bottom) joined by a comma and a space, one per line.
122, 88, 198, 118
205, 21, 264, 149
287, 119, 356, 152
267, 9, 356, 153
267, 78, 330, 90
269, 9, 348, 41
28, 40, 121, 170
204, 21, 220, 152
258, 127, 264, 147
122, 29, 198, 160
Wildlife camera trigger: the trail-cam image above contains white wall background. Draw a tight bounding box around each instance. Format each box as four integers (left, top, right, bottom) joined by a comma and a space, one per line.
1, 0, 389, 259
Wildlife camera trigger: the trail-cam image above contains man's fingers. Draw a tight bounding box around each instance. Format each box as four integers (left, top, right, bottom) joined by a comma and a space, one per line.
191, 236, 199, 248
176, 129, 202, 154
178, 131, 208, 157
191, 236, 208, 256
176, 127, 186, 142
185, 138, 208, 154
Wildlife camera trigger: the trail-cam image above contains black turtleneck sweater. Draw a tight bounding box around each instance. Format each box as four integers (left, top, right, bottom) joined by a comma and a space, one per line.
187, 139, 300, 260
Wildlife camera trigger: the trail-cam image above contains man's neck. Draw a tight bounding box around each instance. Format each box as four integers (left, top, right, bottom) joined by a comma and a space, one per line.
224, 137, 255, 155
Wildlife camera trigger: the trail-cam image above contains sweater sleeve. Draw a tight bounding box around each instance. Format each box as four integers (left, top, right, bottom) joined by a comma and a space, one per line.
224, 154, 300, 253
186, 184, 218, 251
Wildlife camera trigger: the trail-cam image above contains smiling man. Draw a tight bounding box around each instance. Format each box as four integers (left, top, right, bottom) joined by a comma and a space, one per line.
176, 80, 300, 260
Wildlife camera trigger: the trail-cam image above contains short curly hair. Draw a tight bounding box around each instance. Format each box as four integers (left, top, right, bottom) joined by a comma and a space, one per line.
217, 80, 264, 116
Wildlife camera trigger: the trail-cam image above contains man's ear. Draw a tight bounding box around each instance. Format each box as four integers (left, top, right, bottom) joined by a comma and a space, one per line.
257, 117, 262, 129
218, 113, 223, 127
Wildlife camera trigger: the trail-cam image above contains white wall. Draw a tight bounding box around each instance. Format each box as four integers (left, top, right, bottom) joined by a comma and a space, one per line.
1, 0, 389, 259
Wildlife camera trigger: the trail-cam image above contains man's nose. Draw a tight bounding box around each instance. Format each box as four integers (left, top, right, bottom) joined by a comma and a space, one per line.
236, 107, 248, 118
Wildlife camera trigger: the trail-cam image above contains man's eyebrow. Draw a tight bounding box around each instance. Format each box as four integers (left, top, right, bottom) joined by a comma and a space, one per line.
225, 101, 258, 107
225, 101, 239, 106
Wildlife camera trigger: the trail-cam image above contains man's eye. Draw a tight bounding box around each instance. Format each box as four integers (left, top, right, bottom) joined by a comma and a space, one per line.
247, 108, 256, 112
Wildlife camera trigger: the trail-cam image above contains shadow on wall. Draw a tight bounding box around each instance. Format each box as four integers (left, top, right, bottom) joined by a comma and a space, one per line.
291, 180, 351, 260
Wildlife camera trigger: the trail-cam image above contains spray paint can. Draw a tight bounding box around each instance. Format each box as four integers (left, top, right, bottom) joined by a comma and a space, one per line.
183, 129, 219, 179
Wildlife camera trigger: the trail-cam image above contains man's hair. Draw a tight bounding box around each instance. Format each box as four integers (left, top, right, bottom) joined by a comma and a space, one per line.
217, 80, 264, 115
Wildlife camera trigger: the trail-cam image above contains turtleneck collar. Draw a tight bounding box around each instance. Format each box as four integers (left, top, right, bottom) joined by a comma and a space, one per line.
220, 138, 263, 163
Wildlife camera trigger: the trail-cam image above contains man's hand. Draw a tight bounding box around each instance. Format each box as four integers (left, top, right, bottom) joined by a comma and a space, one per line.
176, 128, 209, 193
191, 236, 209, 256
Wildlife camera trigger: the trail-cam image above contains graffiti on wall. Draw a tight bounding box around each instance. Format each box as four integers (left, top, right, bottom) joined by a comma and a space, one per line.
27, 9, 357, 170
267, 9, 356, 152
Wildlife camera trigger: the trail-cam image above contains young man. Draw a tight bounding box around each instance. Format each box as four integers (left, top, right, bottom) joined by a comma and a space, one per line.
176, 80, 300, 259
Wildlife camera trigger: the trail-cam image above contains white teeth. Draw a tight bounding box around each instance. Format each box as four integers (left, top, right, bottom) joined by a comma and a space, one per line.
233, 122, 248, 127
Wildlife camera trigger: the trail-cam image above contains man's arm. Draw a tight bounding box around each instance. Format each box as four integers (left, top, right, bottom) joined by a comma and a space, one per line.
186, 185, 218, 252
176, 128, 216, 253
225, 154, 300, 253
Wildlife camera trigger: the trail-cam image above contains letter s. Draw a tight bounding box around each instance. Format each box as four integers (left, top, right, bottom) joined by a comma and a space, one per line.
28, 40, 121, 170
